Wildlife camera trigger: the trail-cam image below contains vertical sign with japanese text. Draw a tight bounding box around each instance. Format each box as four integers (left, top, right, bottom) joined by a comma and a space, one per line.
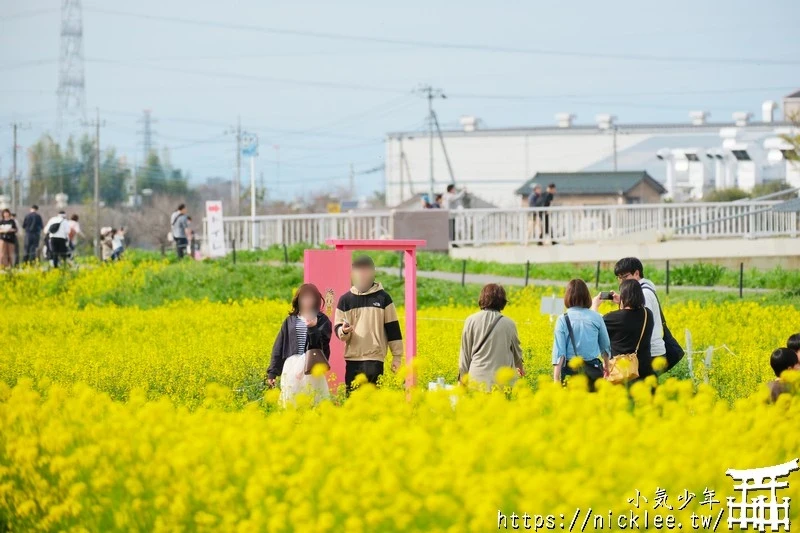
205, 201, 226, 258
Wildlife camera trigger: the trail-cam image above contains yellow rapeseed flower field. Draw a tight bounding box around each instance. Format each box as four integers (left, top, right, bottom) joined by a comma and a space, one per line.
0, 261, 799, 531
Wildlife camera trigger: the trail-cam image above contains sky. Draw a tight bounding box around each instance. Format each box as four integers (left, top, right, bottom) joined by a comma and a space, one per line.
1, 0, 798, 201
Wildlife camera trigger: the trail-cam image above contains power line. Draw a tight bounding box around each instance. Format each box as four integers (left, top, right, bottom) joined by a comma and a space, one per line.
0, 7, 57, 21
85, 57, 409, 95
83, 6, 800, 66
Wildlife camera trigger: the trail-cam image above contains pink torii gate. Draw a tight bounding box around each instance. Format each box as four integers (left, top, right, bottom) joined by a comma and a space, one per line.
304, 239, 426, 389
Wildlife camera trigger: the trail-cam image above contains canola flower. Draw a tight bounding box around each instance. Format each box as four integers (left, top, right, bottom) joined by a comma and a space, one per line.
1, 261, 799, 531
1, 378, 799, 531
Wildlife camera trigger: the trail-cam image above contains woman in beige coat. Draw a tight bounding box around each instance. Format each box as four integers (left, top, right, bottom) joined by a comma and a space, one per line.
459, 284, 524, 390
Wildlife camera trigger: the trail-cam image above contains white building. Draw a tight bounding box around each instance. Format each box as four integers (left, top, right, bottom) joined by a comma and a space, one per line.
385, 93, 800, 208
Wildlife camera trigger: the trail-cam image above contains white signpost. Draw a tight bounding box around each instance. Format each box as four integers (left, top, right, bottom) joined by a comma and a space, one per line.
205, 200, 226, 258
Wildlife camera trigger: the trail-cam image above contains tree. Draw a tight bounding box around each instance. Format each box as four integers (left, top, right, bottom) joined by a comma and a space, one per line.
703, 188, 748, 202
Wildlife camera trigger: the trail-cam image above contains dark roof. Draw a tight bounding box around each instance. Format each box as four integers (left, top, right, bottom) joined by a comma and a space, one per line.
772, 198, 800, 212
515, 171, 667, 196
787, 89, 800, 99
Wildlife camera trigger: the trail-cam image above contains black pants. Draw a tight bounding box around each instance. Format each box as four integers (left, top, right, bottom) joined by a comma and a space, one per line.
175, 237, 188, 259
345, 360, 384, 392
50, 238, 69, 267
23, 233, 39, 263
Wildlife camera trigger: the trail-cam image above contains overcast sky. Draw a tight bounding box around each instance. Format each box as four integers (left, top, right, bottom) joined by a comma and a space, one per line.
1, 0, 798, 200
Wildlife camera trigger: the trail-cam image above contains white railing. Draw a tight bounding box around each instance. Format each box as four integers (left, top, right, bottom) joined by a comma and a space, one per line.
450, 202, 799, 246
207, 202, 799, 250
209, 212, 392, 250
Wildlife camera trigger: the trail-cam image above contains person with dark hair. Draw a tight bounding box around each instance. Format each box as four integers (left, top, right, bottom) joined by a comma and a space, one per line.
0, 209, 17, 269
334, 255, 403, 391
44, 210, 70, 268
68, 214, 85, 258
787, 333, 800, 355
268, 283, 332, 405
593, 279, 655, 382
552, 279, 610, 390
768, 347, 800, 402
458, 284, 523, 390
443, 183, 466, 210
22, 205, 43, 263
170, 204, 189, 258
536, 183, 557, 245
613, 257, 666, 364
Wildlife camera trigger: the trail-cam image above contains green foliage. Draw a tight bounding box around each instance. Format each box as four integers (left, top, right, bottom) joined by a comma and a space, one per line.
703, 188, 749, 202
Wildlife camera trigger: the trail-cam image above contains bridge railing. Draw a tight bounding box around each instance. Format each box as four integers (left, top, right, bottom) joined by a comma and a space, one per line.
212, 212, 392, 250
207, 202, 798, 251
450, 201, 798, 246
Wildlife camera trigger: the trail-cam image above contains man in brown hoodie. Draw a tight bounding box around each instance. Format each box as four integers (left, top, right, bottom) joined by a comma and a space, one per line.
334, 255, 403, 390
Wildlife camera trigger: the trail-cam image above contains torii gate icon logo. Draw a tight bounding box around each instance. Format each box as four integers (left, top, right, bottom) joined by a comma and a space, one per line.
726, 459, 799, 531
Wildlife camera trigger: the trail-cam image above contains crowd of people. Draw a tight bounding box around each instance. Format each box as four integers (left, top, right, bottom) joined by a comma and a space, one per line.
0, 201, 198, 270
268, 254, 798, 406
0, 206, 99, 269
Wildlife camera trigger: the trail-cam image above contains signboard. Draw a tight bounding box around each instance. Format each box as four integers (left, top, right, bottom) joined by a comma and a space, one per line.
540, 295, 565, 323
205, 201, 226, 258
327, 202, 341, 214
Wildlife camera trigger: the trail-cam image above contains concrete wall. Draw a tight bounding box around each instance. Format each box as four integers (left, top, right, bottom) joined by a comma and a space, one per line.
391, 209, 449, 252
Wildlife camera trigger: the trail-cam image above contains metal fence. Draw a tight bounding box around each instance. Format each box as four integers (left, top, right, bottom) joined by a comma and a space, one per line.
450, 202, 799, 246
210, 212, 392, 250
207, 202, 799, 250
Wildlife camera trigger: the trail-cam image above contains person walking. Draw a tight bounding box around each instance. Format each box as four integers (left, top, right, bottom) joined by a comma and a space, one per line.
334, 255, 403, 392
458, 283, 524, 390
552, 279, 611, 391
68, 214, 85, 258
43, 211, 71, 268
0, 209, 18, 269
267, 283, 332, 405
21, 205, 43, 264
592, 280, 655, 383
170, 204, 189, 259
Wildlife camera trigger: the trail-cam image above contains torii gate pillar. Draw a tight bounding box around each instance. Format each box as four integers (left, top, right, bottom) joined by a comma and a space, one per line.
304, 239, 426, 389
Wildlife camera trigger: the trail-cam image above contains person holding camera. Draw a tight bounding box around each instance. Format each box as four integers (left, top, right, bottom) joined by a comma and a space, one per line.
552, 279, 610, 391
592, 280, 655, 381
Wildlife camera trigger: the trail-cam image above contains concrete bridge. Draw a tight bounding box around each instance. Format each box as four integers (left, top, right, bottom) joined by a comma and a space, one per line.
208, 199, 800, 267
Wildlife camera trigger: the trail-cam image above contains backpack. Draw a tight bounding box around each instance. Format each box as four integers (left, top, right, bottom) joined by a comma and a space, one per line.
48, 222, 61, 234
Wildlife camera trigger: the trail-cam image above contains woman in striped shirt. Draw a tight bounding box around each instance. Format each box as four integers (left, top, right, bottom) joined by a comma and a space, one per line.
267, 284, 332, 405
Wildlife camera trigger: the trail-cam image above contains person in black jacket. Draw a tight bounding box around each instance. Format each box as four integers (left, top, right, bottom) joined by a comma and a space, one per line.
592, 279, 655, 382
267, 283, 332, 404
21, 205, 43, 264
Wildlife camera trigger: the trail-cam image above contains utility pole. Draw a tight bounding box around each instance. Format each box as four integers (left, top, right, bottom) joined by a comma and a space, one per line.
83, 108, 104, 259
235, 116, 242, 216
417, 85, 446, 199
9, 122, 30, 214
613, 125, 618, 171
241, 132, 259, 249
12, 123, 17, 214
225, 117, 243, 215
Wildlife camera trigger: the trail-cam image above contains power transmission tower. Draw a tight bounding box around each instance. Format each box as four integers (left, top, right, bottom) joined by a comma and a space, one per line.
417, 85, 446, 199
57, 0, 87, 134
83, 109, 105, 260
138, 109, 158, 161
